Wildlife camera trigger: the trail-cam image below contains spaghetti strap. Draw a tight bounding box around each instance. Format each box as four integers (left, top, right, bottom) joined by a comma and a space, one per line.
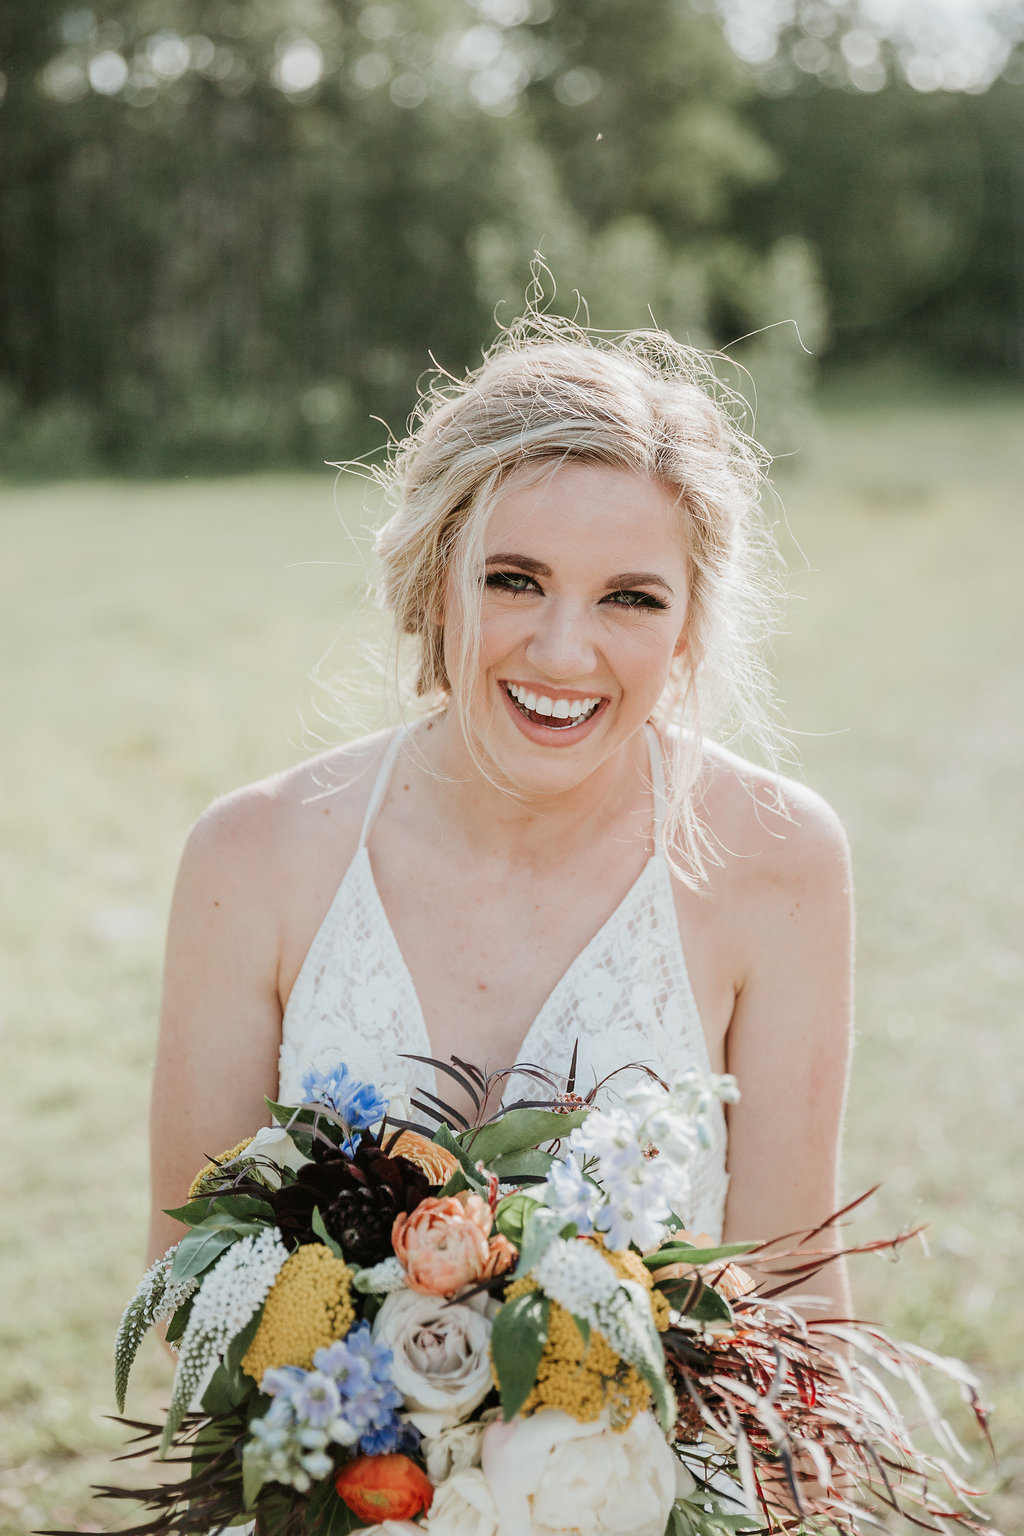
357, 727, 408, 849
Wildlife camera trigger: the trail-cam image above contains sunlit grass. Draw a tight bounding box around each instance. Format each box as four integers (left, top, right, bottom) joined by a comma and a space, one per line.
2, 396, 1021, 1531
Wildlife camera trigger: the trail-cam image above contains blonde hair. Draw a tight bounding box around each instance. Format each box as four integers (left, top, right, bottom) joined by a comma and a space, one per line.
372, 312, 785, 887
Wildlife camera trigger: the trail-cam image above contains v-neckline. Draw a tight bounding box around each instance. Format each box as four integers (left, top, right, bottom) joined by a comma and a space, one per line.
357, 841, 662, 1107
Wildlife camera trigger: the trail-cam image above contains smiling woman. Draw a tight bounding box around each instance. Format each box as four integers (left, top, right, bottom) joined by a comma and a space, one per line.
148, 313, 853, 1342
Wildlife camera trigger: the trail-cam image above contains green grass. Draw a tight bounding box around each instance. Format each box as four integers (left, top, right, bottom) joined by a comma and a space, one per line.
2, 396, 1022, 1531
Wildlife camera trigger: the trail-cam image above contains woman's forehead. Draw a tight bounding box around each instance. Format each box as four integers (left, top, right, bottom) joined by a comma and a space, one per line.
482, 460, 686, 559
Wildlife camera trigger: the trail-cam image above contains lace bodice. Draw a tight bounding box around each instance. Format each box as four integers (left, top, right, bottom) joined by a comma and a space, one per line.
279, 726, 729, 1239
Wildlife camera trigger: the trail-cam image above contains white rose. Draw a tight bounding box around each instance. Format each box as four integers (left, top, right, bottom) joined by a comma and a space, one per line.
425, 1468, 501, 1536
372, 1290, 494, 1432
423, 1410, 499, 1483
238, 1124, 311, 1188
482, 1410, 688, 1536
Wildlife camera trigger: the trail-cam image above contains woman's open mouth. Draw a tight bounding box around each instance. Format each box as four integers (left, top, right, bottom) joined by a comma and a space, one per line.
504, 683, 604, 730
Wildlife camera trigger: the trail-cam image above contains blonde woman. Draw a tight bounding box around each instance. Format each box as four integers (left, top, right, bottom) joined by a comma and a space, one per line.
148, 320, 853, 1318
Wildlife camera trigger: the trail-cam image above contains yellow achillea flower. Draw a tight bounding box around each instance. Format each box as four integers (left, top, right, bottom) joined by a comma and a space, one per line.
187, 1138, 254, 1201
242, 1243, 355, 1382
505, 1258, 654, 1431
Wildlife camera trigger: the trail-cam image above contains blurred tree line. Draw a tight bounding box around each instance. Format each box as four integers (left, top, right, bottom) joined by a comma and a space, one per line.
0, 0, 1021, 476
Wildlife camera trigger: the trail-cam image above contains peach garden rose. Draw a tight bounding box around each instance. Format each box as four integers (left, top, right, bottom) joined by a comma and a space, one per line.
392, 1194, 512, 1296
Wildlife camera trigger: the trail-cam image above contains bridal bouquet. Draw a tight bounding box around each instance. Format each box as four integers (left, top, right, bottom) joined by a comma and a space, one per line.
107, 1057, 997, 1536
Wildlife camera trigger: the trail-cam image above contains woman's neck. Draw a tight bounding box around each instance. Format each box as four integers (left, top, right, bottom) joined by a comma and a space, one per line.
406, 711, 655, 870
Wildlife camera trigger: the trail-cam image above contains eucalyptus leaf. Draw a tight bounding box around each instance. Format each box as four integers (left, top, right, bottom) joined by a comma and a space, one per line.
489, 1148, 555, 1180
491, 1289, 550, 1420
460, 1106, 588, 1164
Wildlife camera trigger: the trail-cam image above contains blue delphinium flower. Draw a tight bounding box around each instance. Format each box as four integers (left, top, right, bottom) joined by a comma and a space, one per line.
300, 1063, 389, 1153
243, 1321, 413, 1494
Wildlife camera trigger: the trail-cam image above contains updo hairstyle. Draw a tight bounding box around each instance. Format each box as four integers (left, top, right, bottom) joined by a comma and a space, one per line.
372, 314, 784, 886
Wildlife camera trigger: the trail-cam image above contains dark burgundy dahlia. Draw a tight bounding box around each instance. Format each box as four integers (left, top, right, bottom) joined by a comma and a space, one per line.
270, 1136, 434, 1266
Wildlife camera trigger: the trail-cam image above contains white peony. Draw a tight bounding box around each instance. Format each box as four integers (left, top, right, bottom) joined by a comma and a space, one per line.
425, 1468, 501, 1536
372, 1290, 494, 1433
481, 1409, 690, 1536
356, 1524, 423, 1536
423, 1411, 498, 1482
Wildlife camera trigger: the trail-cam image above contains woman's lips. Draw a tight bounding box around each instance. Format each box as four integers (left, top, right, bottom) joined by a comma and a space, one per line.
498, 682, 609, 744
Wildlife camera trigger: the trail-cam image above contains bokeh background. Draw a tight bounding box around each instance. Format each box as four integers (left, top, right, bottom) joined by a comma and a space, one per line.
2, 1, 1023, 1531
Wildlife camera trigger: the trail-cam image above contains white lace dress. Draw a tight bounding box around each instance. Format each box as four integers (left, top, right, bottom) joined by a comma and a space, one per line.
278, 725, 730, 1240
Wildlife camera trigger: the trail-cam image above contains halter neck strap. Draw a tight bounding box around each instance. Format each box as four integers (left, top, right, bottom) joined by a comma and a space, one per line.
644, 723, 668, 842
357, 726, 409, 850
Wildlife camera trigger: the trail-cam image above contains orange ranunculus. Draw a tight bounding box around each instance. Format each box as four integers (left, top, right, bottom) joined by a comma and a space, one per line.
335, 1453, 433, 1522
649, 1228, 755, 1302
392, 1194, 493, 1296
389, 1130, 460, 1187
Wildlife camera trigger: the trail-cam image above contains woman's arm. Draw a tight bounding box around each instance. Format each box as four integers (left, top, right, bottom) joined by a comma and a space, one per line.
146, 786, 285, 1268
721, 783, 855, 1320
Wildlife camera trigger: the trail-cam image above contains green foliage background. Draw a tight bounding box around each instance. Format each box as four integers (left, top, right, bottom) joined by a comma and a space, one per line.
1, 0, 1021, 476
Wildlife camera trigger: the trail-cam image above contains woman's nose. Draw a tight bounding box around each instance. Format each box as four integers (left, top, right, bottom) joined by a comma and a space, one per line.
524, 600, 597, 680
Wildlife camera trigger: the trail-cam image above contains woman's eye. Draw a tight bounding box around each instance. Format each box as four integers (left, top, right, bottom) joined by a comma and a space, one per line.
485, 571, 539, 594
605, 589, 667, 610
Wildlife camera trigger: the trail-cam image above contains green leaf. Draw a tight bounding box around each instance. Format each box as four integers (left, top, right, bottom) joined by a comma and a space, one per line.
513, 1203, 563, 1278
201, 1362, 251, 1416
243, 1445, 264, 1511
311, 1208, 346, 1261
164, 1193, 276, 1226
489, 1148, 555, 1180
571, 1313, 591, 1350
163, 1292, 194, 1348
491, 1289, 550, 1420
170, 1215, 263, 1283
460, 1106, 588, 1165
683, 1285, 734, 1325
305, 1475, 366, 1534
493, 1191, 539, 1246
433, 1123, 488, 1192
225, 1306, 265, 1384
642, 1241, 755, 1270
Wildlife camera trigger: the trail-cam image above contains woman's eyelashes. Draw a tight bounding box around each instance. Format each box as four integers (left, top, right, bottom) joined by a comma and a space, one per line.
484, 570, 669, 611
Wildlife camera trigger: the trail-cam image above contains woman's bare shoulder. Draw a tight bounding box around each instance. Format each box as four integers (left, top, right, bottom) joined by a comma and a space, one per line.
696, 740, 851, 894
180, 728, 398, 885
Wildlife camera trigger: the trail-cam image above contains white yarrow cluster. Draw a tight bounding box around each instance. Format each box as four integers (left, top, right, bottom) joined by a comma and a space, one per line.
530, 1239, 656, 1387
352, 1256, 408, 1295
531, 1238, 620, 1318
181, 1227, 289, 1357
163, 1227, 289, 1447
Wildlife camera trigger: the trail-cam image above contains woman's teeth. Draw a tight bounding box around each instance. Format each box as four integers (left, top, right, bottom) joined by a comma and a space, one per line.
506, 684, 602, 727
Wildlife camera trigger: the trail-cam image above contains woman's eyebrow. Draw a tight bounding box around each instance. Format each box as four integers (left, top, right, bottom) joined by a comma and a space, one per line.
484, 553, 552, 575
605, 571, 675, 596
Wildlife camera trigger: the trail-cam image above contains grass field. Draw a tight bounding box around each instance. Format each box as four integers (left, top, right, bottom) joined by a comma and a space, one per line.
2, 393, 1022, 1532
